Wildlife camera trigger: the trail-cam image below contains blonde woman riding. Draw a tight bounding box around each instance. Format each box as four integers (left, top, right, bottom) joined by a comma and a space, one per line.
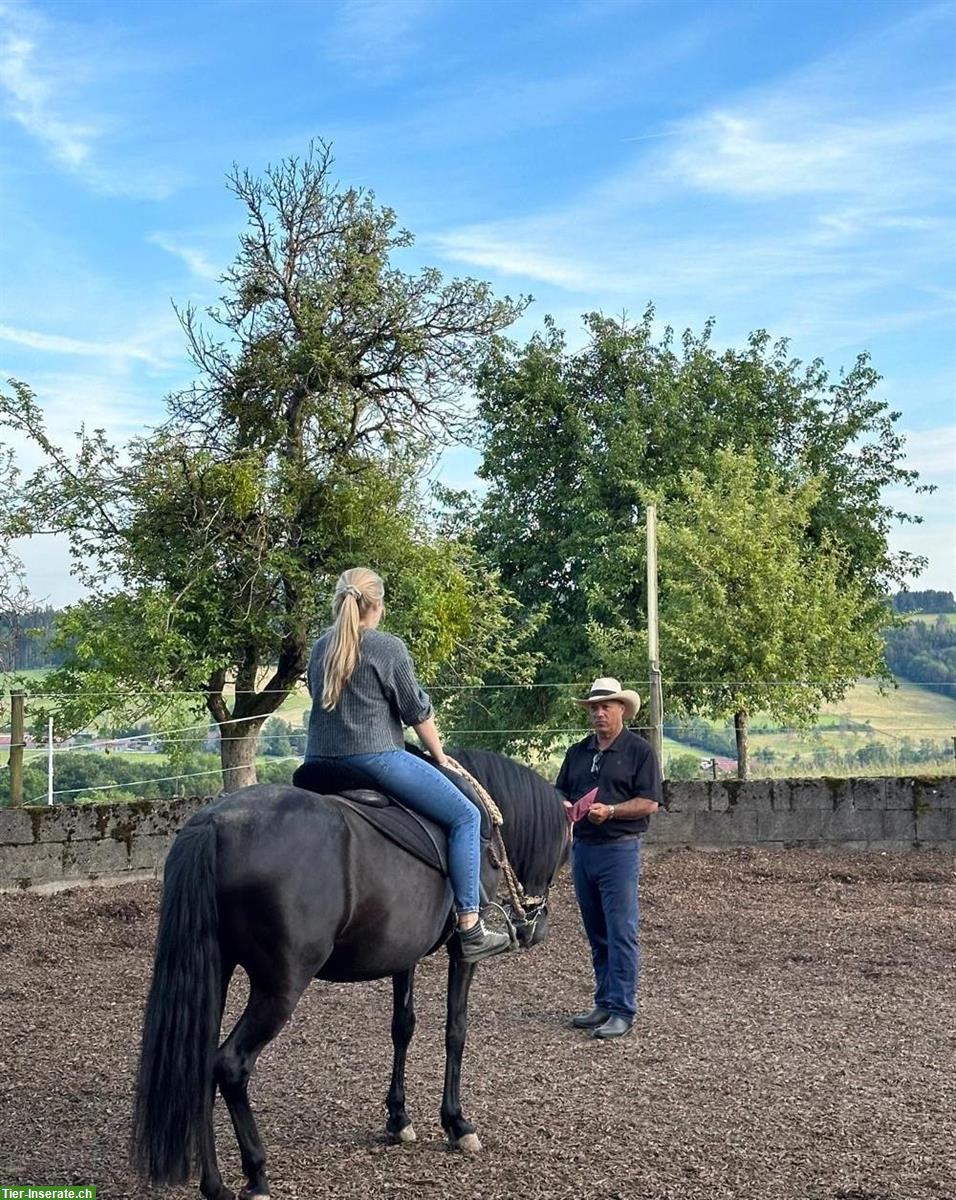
302, 567, 512, 963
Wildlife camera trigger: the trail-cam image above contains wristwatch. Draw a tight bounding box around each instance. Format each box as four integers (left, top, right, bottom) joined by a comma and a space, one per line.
608, 805, 616, 818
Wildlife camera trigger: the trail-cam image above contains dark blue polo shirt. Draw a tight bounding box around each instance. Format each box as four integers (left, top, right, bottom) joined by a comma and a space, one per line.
555, 728, 663, 841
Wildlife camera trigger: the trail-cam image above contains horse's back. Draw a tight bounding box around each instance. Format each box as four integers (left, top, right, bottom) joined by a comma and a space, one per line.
195, 783, 453, 982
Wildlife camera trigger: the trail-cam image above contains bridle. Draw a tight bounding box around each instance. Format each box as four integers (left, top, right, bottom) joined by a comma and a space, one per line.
444, 755, 568, 938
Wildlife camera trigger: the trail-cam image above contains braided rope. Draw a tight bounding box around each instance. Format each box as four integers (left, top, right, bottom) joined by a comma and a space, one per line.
443, 755, 504, 826
443, 755, 544, 919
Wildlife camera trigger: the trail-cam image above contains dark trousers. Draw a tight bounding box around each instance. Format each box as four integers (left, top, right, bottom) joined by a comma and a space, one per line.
571, 838, 641, 1020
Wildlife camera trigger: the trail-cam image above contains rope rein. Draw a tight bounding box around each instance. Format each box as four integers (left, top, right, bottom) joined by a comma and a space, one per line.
443, 755, 545, 922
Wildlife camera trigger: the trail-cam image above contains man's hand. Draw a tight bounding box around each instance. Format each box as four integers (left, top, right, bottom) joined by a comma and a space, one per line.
587, 802, 614, 824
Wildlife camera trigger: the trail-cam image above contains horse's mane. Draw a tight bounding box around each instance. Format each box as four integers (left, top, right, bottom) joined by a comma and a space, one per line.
447, 747, 569, 892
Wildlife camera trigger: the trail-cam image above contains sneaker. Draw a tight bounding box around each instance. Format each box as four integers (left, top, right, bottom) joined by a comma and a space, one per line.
458, 919, 513, 963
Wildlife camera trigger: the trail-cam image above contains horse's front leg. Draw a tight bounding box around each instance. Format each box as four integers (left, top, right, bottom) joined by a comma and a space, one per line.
385, 967, 418, 1143
440, 950, 480, 1152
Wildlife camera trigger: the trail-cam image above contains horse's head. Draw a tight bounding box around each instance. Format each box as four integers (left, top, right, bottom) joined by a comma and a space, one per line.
504, 895, 551, 948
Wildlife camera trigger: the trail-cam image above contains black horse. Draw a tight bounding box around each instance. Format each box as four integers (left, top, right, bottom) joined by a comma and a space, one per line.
131, 748, 569, 1200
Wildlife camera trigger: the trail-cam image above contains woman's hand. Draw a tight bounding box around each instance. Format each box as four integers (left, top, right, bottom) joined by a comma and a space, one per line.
414, 716, 448, 766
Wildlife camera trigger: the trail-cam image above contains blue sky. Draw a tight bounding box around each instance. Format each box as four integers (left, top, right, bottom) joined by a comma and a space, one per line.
1, 0, 954, 604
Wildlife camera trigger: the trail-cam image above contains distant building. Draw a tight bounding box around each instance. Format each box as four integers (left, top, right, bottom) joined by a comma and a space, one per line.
699, 755, 738, 775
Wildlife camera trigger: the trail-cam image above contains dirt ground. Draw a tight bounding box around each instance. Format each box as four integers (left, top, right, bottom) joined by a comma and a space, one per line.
0, 847, 954, 1200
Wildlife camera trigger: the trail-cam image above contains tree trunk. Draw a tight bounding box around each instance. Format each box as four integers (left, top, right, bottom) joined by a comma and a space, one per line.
219, 717, 266, 793
734, 709, 750, 781
207, 629, 310, 794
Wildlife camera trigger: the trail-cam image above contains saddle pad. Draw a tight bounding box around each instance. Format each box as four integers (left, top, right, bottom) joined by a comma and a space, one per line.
292, 760, 448, 873
335, 791, 448, 874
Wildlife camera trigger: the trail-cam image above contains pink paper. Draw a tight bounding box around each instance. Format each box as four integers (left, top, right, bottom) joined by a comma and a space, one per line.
568, 786, 599, 823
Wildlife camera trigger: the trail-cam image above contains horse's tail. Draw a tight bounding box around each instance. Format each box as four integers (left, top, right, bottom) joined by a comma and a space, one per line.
131, 813, 221, 1184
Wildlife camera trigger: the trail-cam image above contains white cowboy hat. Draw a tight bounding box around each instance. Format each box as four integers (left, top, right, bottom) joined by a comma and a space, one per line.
574, 677, 641, 721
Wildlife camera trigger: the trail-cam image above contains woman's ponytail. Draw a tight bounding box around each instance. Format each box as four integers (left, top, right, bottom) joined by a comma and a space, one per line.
322, 568, 384, 710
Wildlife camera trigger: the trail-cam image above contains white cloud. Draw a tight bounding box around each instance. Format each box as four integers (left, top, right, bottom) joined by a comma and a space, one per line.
0, 6, 187, 198
661, 103, 954, 203
0, 31, 99, 167
148, 234, 221, 282
434, 227, 596, 290
887, 513, 956, 593
865, 422, 955, 590
330, 0, 439, 81
10, 532, 85, 608
0, 323, 169, 367
429, 5, 955, 368
2, 366, 170, 467
900, 425, 956, 480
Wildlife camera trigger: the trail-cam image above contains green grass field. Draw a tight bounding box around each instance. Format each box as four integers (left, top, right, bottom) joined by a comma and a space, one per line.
902, 611, 956, 627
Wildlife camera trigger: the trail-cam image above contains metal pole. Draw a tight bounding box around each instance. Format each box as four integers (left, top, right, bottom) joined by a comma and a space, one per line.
9, 689, 24, 807
646, 504, 663, 764
47, 715, 54, 806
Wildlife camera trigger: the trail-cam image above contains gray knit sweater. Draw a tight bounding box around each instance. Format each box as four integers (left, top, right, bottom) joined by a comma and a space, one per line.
304, 628, 434, 758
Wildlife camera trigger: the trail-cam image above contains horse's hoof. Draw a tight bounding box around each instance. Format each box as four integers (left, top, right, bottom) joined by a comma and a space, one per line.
238, 1188, 269, 1199
451, 1132, 482, 1153
387, 1123, 417, 1144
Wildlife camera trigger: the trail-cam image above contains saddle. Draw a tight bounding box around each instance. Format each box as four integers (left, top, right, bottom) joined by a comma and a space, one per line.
291, 749, 493, 876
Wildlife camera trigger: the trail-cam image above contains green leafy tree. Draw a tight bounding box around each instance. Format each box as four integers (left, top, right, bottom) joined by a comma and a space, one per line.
261, 716, 296, 757
654, 449, 889, 778
666, 753, 702, 781
470, 310, 926, 749
0, 145, 527, 790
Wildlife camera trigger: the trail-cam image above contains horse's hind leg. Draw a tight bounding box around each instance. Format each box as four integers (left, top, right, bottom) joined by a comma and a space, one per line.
215, 976, 309, 1200
385, 967, 418, 1143
199, 958, 237, 1200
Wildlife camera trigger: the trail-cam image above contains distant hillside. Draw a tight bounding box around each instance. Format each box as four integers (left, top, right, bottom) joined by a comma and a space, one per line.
891, 589, 956, 614
884, 615, 956, 691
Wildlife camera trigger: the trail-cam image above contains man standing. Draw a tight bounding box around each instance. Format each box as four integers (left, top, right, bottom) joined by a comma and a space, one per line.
556, 677, 663, 1040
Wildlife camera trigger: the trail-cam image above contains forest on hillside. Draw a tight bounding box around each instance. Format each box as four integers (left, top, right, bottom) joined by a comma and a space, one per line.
6, 592, 956, 686
891, 589, 956, 613
883, 616, 956, 690
0, 607, 66, 671
7, 592, 956, 679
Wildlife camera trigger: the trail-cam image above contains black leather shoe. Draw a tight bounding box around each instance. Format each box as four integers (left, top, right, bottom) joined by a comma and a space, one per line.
592, 1015, 632, 1040
569, 1006, 610, 1029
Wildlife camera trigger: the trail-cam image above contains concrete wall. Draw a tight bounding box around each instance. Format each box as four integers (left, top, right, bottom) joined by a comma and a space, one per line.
1, 775, 954, 892
648, 774, 956, 852
0, 796, 208, 892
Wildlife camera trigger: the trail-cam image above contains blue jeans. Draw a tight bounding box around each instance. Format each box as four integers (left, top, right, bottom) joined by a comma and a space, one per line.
572, 838, 641, 1020
338, 750, 482, 915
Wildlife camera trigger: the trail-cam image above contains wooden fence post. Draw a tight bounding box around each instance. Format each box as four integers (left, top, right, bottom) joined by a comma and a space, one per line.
9, 689, 25, 807
646, 504, 664, 766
